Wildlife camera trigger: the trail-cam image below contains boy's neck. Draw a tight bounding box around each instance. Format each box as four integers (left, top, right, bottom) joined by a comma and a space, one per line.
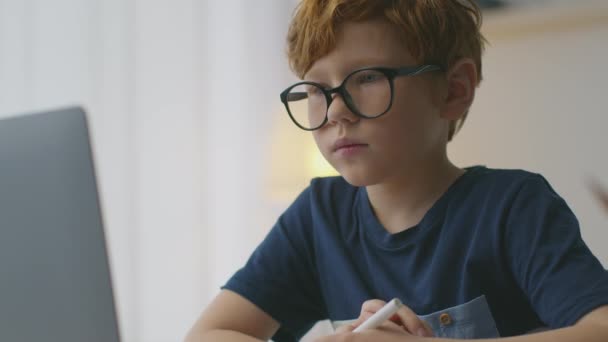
365, 158, 464, 234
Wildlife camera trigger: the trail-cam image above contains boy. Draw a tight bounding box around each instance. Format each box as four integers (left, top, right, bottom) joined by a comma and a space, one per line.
186, 0, 608, 341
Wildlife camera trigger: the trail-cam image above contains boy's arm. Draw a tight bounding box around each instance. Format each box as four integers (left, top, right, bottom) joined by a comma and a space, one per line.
320, 305, 608, 342
184, 289, 280, 342
430, 304, 608, 342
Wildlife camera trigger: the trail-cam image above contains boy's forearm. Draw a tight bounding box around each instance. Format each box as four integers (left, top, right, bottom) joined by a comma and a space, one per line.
420, 323, 608, 342
184, 329, 266, 342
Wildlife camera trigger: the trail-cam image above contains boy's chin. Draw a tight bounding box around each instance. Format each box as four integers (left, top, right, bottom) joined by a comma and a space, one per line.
338, 169, 378, 187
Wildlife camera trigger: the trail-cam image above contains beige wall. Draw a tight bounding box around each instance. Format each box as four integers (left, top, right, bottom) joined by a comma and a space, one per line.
450, 3, 608, 265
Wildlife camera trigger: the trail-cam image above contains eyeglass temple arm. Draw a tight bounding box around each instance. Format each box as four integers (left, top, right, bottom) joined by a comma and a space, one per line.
395, 64, 443, 76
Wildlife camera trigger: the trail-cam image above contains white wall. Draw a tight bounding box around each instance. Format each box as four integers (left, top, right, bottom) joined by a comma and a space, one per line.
131, 1, 293, 341
0, 0, 293, 341
0, 0, 137, 340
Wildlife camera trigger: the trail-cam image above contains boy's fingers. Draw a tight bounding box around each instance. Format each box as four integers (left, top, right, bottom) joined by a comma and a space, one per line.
357, 299, 434, 337
334, 323, 356, 334
381, 320, 411, 334
422, 320, 433, 334
360, 299, 387, 315
589, 180, 608, 211
351, 311, 374, 328
353, 299, 386, 326
391, 306, 434, 337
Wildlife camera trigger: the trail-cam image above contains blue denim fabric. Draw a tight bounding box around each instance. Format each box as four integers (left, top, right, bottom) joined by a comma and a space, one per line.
331, 295, 500, 339
418, 295, 500, 339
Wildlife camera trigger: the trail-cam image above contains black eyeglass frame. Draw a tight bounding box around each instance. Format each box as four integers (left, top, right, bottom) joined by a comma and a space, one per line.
279, 64, 443, 131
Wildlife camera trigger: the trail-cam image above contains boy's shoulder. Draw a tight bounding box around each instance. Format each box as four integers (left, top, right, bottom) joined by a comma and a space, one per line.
458, 166, 563, 211
467, 165, 551, 191
300, 166, 557, 212
468, 165, 538, 179
307, 166, 547, 192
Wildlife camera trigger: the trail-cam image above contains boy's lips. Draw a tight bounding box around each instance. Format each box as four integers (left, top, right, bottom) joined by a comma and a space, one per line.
332, 138, 368, 152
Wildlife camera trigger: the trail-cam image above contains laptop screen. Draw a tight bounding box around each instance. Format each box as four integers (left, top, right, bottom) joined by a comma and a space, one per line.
0, 107, 121, 342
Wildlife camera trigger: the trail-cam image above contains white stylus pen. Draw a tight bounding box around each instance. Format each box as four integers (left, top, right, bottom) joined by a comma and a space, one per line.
353, 298, 403, 333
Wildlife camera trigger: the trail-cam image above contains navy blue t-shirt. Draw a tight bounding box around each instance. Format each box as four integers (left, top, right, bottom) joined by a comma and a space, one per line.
223, 166, 608, 341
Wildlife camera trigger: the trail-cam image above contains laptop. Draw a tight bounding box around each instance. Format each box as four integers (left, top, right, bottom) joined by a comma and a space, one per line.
0, 107, 121, 342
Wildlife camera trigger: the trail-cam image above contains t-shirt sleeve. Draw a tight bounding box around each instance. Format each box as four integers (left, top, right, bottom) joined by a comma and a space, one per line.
222, 186, 326, 341
505, 174, 608, 328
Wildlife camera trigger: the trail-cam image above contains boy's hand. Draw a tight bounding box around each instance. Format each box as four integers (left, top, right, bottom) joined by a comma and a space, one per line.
314, 322, 420, 342
590, 180, 608, 212
314, 299, 434, 341
350, 299, 434, 337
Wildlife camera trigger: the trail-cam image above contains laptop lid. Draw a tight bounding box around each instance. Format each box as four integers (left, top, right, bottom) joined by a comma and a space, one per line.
0, 107, 121, 342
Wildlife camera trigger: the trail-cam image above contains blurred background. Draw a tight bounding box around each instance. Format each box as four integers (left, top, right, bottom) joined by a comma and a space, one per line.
0, 0, 607, 341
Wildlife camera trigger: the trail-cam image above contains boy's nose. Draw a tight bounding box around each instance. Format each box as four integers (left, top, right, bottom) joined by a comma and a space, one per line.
326, 93, 360, 126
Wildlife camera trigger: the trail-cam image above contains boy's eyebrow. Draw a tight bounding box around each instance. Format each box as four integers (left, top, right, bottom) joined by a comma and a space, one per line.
304, 57, 414, 81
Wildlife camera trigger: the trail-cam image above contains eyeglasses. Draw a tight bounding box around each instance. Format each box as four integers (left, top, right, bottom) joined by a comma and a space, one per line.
279, 64, 443, 131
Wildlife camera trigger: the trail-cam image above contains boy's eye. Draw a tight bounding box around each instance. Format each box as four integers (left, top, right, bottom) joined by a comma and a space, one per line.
354, 71, 384, 84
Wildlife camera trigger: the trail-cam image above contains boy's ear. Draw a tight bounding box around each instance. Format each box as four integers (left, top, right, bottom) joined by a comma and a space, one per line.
440, 58, 478, 120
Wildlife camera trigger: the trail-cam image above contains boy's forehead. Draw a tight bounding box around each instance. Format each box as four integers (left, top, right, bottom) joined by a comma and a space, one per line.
304, 18, 417, 80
